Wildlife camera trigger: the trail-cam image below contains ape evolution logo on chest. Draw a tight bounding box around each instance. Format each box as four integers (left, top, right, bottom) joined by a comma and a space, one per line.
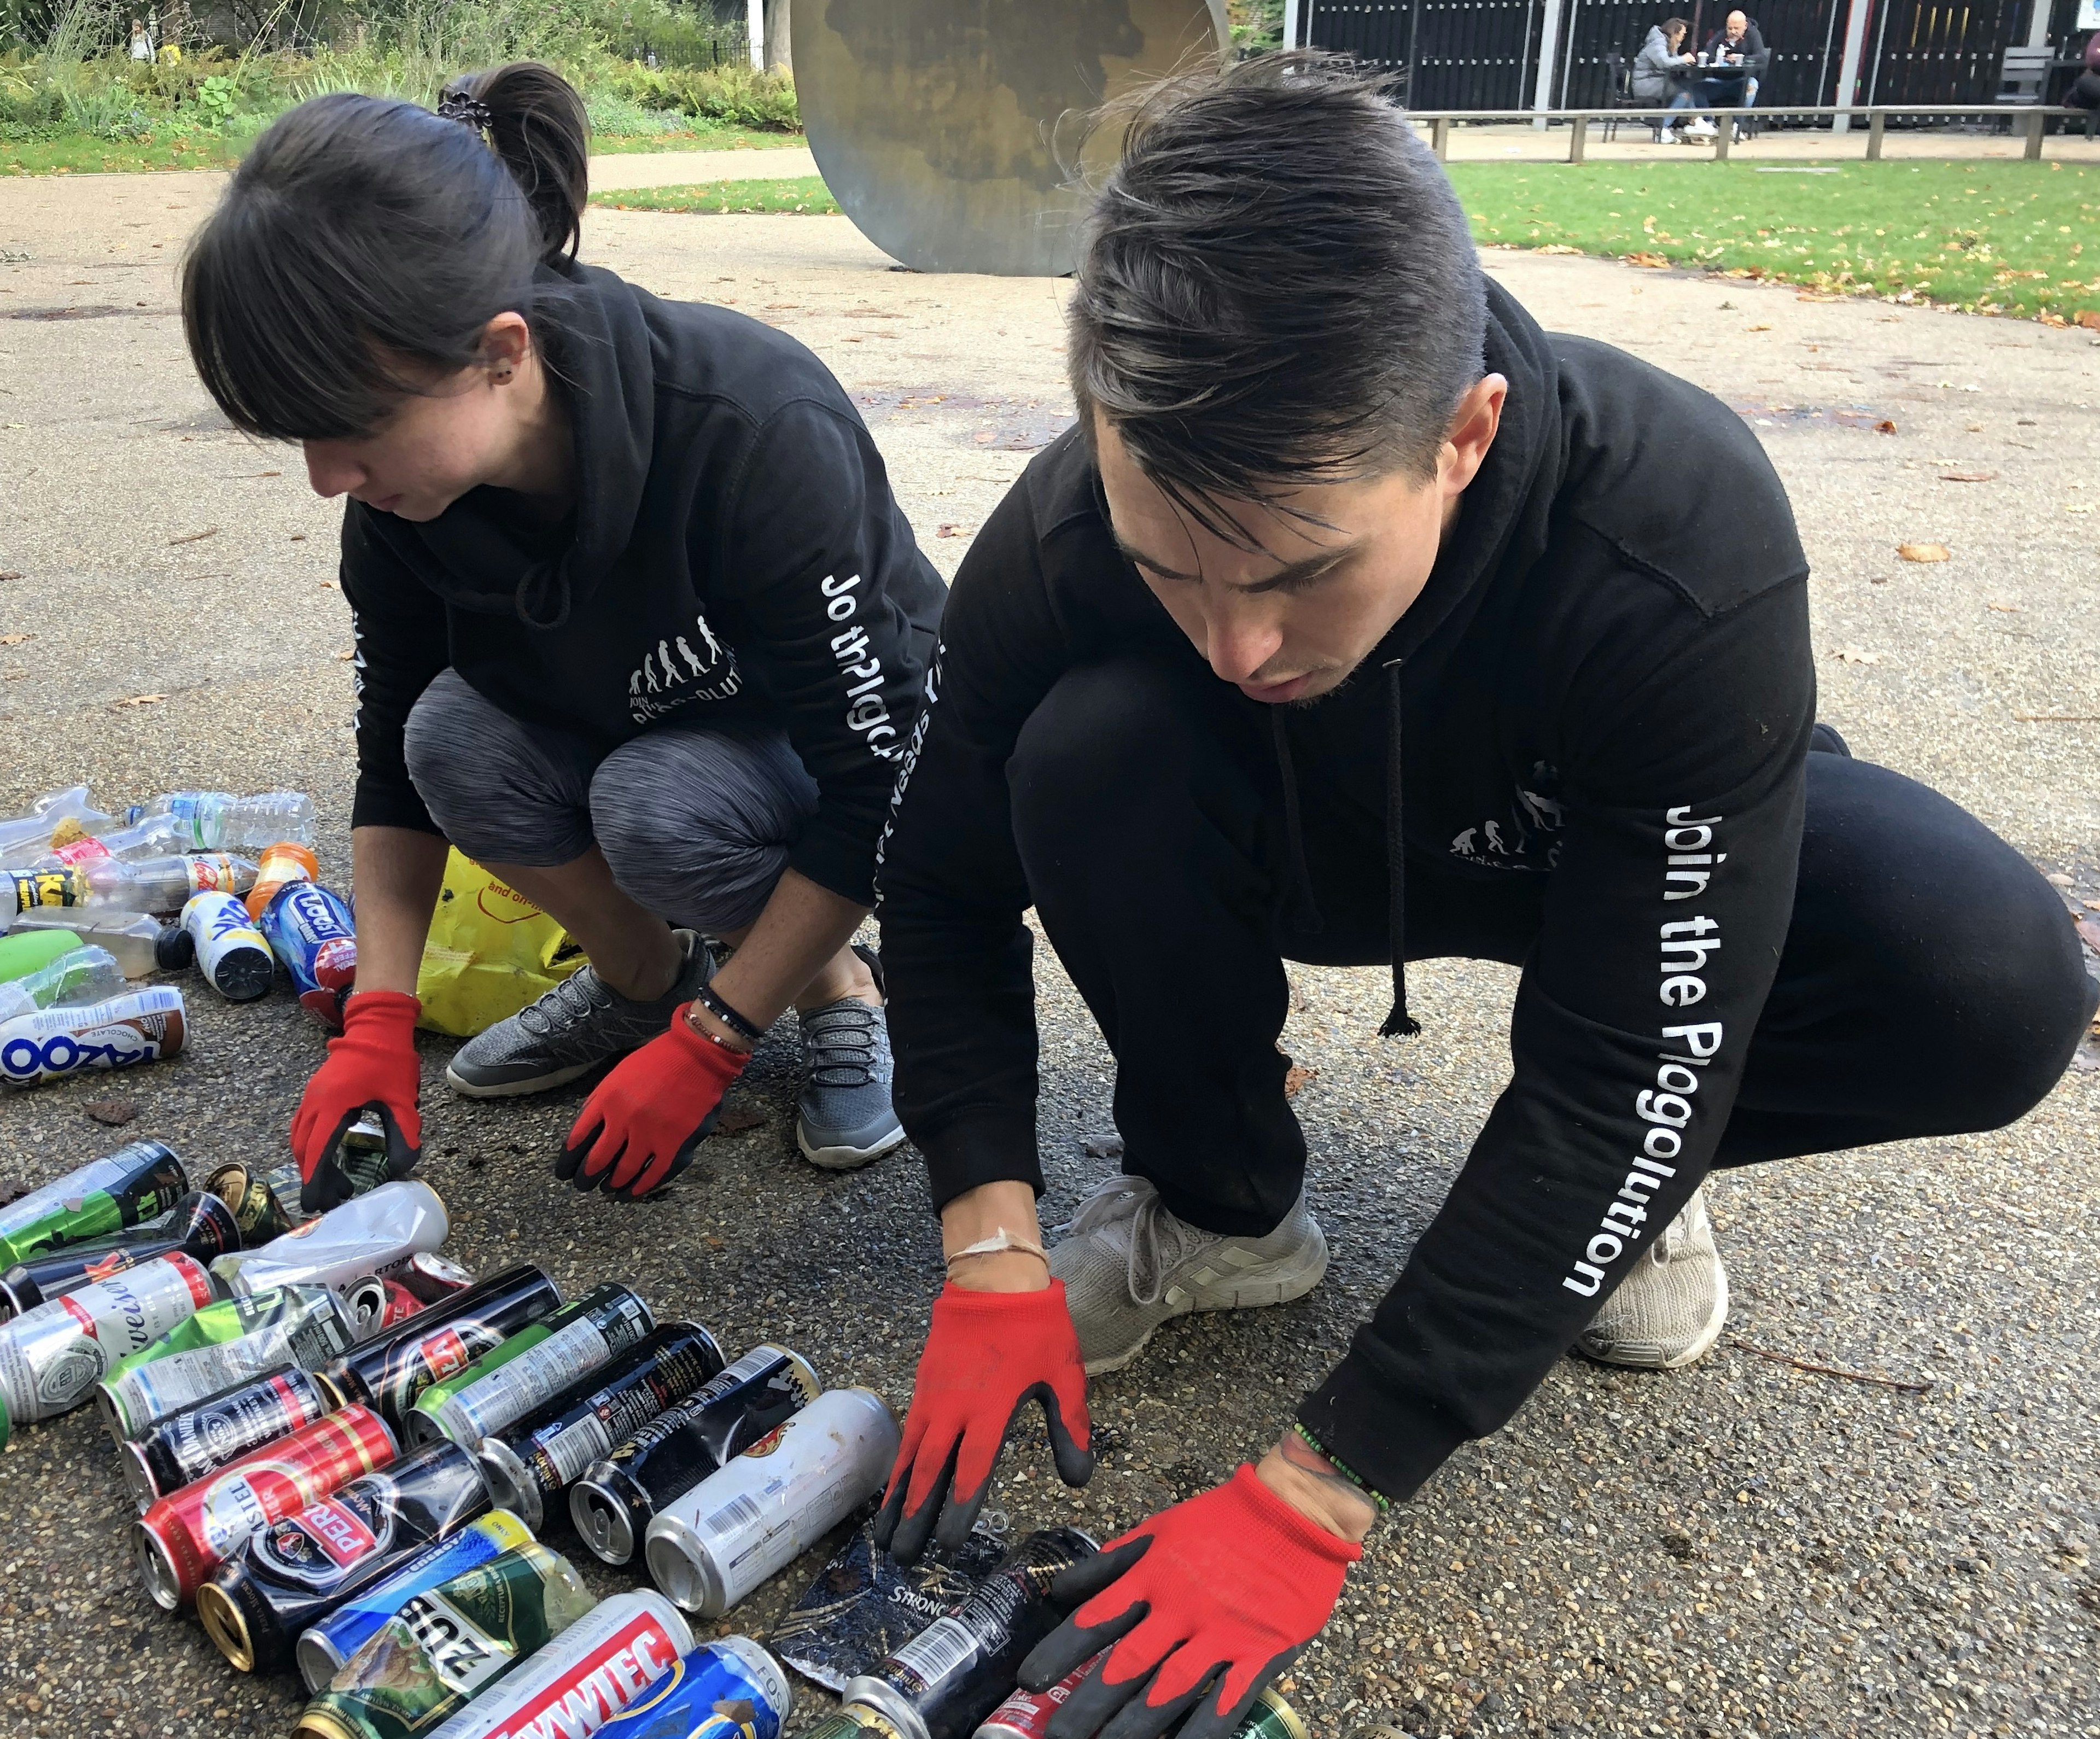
629, 611, 742, 723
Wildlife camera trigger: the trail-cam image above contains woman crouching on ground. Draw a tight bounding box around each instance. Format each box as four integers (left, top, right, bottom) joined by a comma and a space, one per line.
182, 63, 943, 1207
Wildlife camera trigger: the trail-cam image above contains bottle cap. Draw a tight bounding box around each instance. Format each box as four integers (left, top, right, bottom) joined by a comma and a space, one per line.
154, 925, 194, 970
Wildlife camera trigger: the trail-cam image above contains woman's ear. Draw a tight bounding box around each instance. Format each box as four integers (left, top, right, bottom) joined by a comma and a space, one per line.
481, 311, 534, 383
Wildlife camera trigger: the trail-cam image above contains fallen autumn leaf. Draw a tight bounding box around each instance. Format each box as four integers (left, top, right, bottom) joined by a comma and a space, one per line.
1874, 419, 1898, 434
168, 526, 219, 545
1834, 647, 1881, 665
81, 1099, 137, 1127
0, 633, 29, 645
112, 693, 166, 707
1897, 542, 1951, 562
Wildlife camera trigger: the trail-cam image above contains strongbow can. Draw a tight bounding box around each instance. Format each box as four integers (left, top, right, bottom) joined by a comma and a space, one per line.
133, 1403, 398, 1609
100, 1282, 356, 1440
294, 1542, 597, 1739
295, 1509, 534, 1695
212, 1181, 449, 1303
199, 1438, 494, 1676
124, 1365, 340, 1508
841, 1528, 1099, 1739
180, 890, 275, 1001
322, 1262, 561, 1428
0, 986, 186, 1086
593, 1637, 794, 1739
572, 1344, 819, 1567
644, 1387, 900, 1619
409, 1282, 652, 1448
0, 1189, 238, 1318
0, 1139, 186, 1268
416, 1589, 692, 1739
475, 1322, 725, 1531
0, 1251, 216, 1443
974, 1671, 1304, 1739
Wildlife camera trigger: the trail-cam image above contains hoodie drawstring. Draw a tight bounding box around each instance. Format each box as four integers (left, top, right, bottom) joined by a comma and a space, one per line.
1271, 707, 1324, 936
1379, 659, 1419, 1038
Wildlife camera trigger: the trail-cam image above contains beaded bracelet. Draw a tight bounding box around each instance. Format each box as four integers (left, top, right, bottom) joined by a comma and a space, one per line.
1293, 1422, 1392, 1514
693, 981, 768, 1047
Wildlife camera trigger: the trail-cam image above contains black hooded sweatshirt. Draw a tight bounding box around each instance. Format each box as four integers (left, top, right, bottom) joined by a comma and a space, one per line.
874, 282, 1817, 1501
341, 260, 946, 908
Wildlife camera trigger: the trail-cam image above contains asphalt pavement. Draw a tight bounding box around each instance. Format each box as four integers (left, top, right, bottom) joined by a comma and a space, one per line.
0, 177, 2095, 1739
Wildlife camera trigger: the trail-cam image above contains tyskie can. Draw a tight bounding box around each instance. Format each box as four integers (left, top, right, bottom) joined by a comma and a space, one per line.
0, 1138, 186, 1268
0, 1188, 238, 1317
771, 1511, 1008, 1693
840, 1528, 1100, 1739
415, 1588, 693, 1739
133, 1402, 397, 1609
0, 1250, 216, 1443
974, 1669, 1305, 1739
199, 1437, 494, 1675
261, 880, 358, 1025
409, 1282, 652, 1448
295, 1509, 534, 1694
475, 1322, 724, 1531
592, 1637, 793, 1739
571, 1343, 819, 1567
124, 1365, 340, 1508
180, 890, 275, 1001
205, 1156, 308, 1242
400, 1252, 475, 1304
100, 1282, 356, 1440
322, 1262, 561, 1428
293, 1542, 598, 1739
644, 1386, 900, 1618
212, 1180, 449, 1303
0, 985, 187, 1086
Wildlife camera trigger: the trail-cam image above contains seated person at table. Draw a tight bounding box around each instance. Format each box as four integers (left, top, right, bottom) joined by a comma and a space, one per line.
2066, 33, 2099, 111
1699, 10, 1768, 112
1632, 18, 1709, 142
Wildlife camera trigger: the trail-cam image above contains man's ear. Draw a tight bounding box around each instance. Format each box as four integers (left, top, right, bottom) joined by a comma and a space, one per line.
1439, 374, 1509, 499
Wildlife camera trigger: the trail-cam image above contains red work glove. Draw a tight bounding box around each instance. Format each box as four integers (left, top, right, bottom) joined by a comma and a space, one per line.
289, 989, 423, 1214
557, 1006, 742, 1200
873, 1279, 1093, 1564
1021, 1465, 1361, 1739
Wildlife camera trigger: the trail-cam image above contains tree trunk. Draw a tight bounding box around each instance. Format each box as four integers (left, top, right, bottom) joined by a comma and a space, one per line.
763, 0, 791, 71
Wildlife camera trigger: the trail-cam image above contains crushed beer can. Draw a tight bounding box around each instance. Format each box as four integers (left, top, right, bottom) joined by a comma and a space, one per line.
0, 1188, 237, 1317
320, 1261, 561, 1428
205, 1155, 310, 1242
124, 1365, 341, 1508
593, 1636, 793, 1739
399, 1252, 475, 1303
0, 1138, 186, 1268
212, 1180, 448, 1304
409, 1282, 652, 1448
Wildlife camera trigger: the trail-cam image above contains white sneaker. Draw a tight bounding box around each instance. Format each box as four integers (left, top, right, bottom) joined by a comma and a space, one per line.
1048, 1174, 1329, 1375
1574, 1186, 1730, 1370
1685, 119, 1717, 138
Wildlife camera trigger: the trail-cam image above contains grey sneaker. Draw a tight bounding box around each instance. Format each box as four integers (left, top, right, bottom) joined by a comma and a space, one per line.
1575, 1186, 1730, 1369
795, 997, 905, 1171
1049, 1174, 1329, 1375
444, 929, 713, 1099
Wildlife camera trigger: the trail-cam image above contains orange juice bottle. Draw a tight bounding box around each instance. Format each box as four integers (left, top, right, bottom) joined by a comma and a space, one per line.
244, 841, 319, 921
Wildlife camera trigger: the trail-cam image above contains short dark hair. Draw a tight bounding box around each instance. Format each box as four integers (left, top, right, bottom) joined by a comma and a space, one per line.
1066, 52, 1485, 538
182, 62, 588, 442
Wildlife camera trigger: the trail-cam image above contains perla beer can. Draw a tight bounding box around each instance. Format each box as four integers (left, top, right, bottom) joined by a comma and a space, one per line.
644, 1387, 900, 1619
180, 890, 275, 1001
593, 1637, 794, 1739
0, 1189, 238, 1318
294, 1542, 598, 1739
0, 1251, 216, 1443
0, 985, 187, 1086
199, 1438, 494, 1676
841, 1528, 1100, 1739
125, 1365, 341, 1509
975, 1671, 1305, 1739
213, 1180, 449, 1303
475, 1322, 724, 1531
100, 1281, 356, 1440
571, 1344, 818, 1567
295, 1509, 535, 1694
321, 1262, 562, 1428
410, 1282, 654, 1447
417, 1589, 693, 1739
0, 1138, 186, 1268
133, 1403, 398, 1609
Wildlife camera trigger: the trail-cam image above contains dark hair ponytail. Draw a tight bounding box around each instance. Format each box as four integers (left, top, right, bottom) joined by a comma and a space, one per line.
182, 61, 591, 442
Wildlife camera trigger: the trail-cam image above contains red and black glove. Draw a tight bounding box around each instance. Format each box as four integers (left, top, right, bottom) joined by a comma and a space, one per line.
1021, 1465, 1361, 1739
556, 1006, 742, 1200
873, 1279, 1094, 1563
289, 989, 423, 1214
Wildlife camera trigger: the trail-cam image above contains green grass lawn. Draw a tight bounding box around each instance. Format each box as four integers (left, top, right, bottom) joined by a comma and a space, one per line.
589, 175, 838, 214
1444, 160, 2098, 322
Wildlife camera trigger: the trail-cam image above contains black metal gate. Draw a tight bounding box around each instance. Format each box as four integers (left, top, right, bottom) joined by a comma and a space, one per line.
1862, 0, 2030, 106
1554, 0, 1846, 112
1304, 0, 1548, 107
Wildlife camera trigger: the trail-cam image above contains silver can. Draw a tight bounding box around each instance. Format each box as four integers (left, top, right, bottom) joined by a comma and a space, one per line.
0, 1253, 215, 1437
211, 1180, 448, 1302
643, 1386, 899, 1618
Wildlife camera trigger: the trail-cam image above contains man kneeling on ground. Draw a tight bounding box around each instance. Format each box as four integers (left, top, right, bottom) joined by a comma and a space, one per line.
870, 54, 2098, 1739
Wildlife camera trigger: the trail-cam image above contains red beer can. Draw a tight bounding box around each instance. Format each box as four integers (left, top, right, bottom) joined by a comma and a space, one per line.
132, 1403, 397, 1609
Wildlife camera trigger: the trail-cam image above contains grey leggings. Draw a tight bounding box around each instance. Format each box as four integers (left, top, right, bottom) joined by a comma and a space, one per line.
402, 669, 818, 935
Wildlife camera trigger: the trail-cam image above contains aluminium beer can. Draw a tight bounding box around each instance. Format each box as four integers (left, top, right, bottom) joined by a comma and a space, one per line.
592, 1636, 793, 1739
399, 1252, 476, 1304
0, 1251, 216, 1442
571, 1343, 819, 1567
643, 1387, 900, 1619
973, 1670, 1305, 1739
0, 1138, 186, 1269
125, 1364, 341, 1509
410, 1282, 652, 1448
212, 1180, 448, 1303
180, 890, 275, 1001
320, 1261, 561, 1428
133, 1402, 398, 1609
205, 1156, 308, 1242
0, 1189, 238, 1318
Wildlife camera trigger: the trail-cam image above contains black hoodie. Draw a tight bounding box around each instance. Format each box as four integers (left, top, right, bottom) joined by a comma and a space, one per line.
341, 260, 946, 908
874, 282, 1817, 1501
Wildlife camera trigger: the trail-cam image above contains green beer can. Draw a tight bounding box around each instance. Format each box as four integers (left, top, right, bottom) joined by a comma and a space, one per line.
0, 1140, 186, 1268
294, 1542, 598, 1739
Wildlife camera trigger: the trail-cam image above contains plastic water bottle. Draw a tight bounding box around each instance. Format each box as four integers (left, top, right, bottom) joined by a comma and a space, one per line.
0, 787, 113, 870
4, 911, 167, 979
0, 947, 126, 1024
139, 792, 316, 852
37, 813, 189, 870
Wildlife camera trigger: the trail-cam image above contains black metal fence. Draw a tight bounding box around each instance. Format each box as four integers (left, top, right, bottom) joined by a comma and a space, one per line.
1300, 0, 1549, 108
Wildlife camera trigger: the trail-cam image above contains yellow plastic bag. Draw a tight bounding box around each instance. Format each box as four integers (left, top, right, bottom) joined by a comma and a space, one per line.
415, 849, 586, 1037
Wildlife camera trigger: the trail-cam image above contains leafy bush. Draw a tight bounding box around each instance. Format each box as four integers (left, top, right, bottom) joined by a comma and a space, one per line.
610, 58, 796, 130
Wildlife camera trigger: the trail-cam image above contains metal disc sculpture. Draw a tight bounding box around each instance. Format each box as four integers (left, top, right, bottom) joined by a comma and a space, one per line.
795, 0, 1231, 277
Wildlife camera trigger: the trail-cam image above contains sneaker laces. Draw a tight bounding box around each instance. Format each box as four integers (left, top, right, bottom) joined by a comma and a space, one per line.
1058, 1172, 1208, 1308
516, 967, 616, 1038
802, 999, 879, 1087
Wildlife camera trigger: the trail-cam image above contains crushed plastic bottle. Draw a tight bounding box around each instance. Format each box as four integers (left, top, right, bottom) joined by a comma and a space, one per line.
5, 910, 167, 979
0, 946, 126, 1024
138, 791, 316, 853
37, 812, 189, 870
0, 787, 112, 870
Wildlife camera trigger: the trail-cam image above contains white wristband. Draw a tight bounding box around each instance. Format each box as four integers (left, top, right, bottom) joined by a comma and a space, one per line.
943, 1228, 1048, 1270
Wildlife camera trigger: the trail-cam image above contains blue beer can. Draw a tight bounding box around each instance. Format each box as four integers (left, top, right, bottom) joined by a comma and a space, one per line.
593, 1637, 793, 1739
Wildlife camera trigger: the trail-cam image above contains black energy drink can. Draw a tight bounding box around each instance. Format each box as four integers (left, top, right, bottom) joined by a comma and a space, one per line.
196, 1437, 492, 1676
841, 1528, 1099, 1739
570, 1343, 820, 1566
124, 1363, 340, 1509
0, 1189, 239, 1318
320, 1262, 561, 1428
475, 1322, 724, 1531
